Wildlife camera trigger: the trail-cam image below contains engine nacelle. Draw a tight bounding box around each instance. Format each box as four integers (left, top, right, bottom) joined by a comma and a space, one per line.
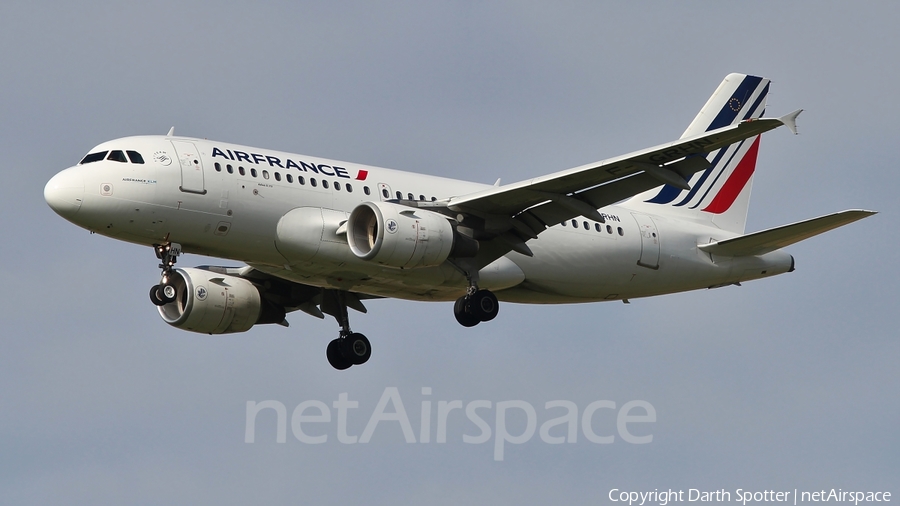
275, 207, 353, 264
157, 268, 285, 334
347, 201, 466, 269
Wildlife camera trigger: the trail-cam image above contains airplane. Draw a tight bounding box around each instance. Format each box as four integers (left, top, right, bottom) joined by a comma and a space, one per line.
44, 73, 875, 370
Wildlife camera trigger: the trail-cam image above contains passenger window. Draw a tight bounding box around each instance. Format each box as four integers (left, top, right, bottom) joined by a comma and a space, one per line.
607, 225, 612, 234
431, 197, 437, 202
617, 227, 624, 236
239, 166, 245, 176
334, 182, 341, 191
274, 172, 281, 182
226, 164, 233, 174
262, 170, 269, 179
298, 176, 305, 185
251, 168, 258, 177
107, 150, 128, 163
322, 180, 329, 189
364, 186, 371, 195
396, 191, 402, 199
80, 151, 108, 164
571, 219, 578, 228
286, 174, 293, 183
408, 193, 414, 200
561, 221, 566, 227
595, 223, 601, 232
214, 162, 222, 172
419, 195, 425, 201
382, 188, 389, 198
346, 183, 353, 193
126, 150, 144, 164
583, 221, 589, 230
311, 178, 317, 187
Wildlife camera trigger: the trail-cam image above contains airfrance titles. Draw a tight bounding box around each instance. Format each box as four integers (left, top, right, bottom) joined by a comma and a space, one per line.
212, 147, 356, 179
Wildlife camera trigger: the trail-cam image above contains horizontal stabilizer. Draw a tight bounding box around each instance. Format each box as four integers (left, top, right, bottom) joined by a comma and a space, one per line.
699, 209, 876, 257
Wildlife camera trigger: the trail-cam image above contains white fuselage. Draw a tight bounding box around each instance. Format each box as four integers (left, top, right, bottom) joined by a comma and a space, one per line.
45, 135, 793, 304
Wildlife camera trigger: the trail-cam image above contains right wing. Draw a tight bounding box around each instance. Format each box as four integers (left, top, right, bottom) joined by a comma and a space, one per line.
434, 111, 800, 270
447, 111, 801, 223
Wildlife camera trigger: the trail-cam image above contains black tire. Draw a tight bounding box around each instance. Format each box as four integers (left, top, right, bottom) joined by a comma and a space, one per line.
471, 290, 499, 322
149, 285, 166, 306
327, 339, 353, 370
454, 296, 480, 327
341, 333, 371, 365
156, 284, 176, 304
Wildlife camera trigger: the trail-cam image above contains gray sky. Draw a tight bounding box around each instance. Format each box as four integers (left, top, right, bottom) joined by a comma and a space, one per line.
1, 2, 897, 504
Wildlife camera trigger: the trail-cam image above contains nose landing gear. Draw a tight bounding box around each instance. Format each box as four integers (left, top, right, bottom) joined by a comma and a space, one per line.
149, 242, 182, 306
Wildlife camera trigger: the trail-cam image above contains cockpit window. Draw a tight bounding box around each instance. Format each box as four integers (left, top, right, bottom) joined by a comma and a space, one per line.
126, 150, 144, 164
80, 151, 108, 164
107, 150, 128, 163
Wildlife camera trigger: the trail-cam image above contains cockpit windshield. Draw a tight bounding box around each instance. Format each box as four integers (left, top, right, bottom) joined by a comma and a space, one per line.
80, 151, 108, 164
127, 150, 144, 164
107, 150, 128, 162
80, 149, 145, 165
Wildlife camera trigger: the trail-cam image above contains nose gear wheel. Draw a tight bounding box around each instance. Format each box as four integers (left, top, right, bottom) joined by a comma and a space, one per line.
148, 242, 182, 306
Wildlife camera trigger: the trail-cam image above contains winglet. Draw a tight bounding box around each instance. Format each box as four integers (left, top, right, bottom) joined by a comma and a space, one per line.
166, 126, 175, 137
778, 109, 803, 135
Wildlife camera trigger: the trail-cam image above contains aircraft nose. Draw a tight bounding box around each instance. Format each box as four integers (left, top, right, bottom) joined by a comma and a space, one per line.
44, 168, 84, 219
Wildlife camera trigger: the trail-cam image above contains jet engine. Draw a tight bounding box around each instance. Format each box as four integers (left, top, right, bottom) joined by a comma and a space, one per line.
346, 201, 477, 269
157, 268, 285, 334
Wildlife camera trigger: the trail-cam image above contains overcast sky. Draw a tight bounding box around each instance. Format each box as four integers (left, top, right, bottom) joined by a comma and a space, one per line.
1, 2, 897, 504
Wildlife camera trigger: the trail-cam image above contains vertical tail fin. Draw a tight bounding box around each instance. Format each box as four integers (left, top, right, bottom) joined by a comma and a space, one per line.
627, 73, 771, 233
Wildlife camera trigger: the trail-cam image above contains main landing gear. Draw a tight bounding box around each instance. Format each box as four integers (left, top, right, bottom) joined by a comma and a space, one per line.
322, 290, 371, 370
453, 285, 499, 327
149, 242, 182, 306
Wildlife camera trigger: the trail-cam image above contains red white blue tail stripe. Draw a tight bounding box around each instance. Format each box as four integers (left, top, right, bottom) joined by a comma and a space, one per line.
645, 74, 770, 214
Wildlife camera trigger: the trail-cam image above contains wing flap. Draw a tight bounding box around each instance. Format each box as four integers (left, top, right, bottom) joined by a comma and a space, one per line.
698, 210, 876, 257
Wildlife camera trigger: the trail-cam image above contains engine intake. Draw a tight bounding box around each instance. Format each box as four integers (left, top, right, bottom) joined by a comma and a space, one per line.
347, 201, 475, 269
157, 268, 285, 334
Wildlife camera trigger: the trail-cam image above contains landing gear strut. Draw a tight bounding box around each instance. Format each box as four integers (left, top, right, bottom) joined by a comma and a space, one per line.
453, 276, 499, 327
322, 290, 371, 370
149, 242, 182, 306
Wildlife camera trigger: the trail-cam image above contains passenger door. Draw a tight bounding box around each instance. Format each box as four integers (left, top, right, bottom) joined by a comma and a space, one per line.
632, 213, 660, 269
171, 140, 206, 194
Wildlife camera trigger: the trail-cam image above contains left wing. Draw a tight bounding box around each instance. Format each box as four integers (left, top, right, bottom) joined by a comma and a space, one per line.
201, 265, 378, 322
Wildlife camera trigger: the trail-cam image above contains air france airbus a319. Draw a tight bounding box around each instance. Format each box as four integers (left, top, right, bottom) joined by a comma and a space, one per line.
45, 74, 874, 370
